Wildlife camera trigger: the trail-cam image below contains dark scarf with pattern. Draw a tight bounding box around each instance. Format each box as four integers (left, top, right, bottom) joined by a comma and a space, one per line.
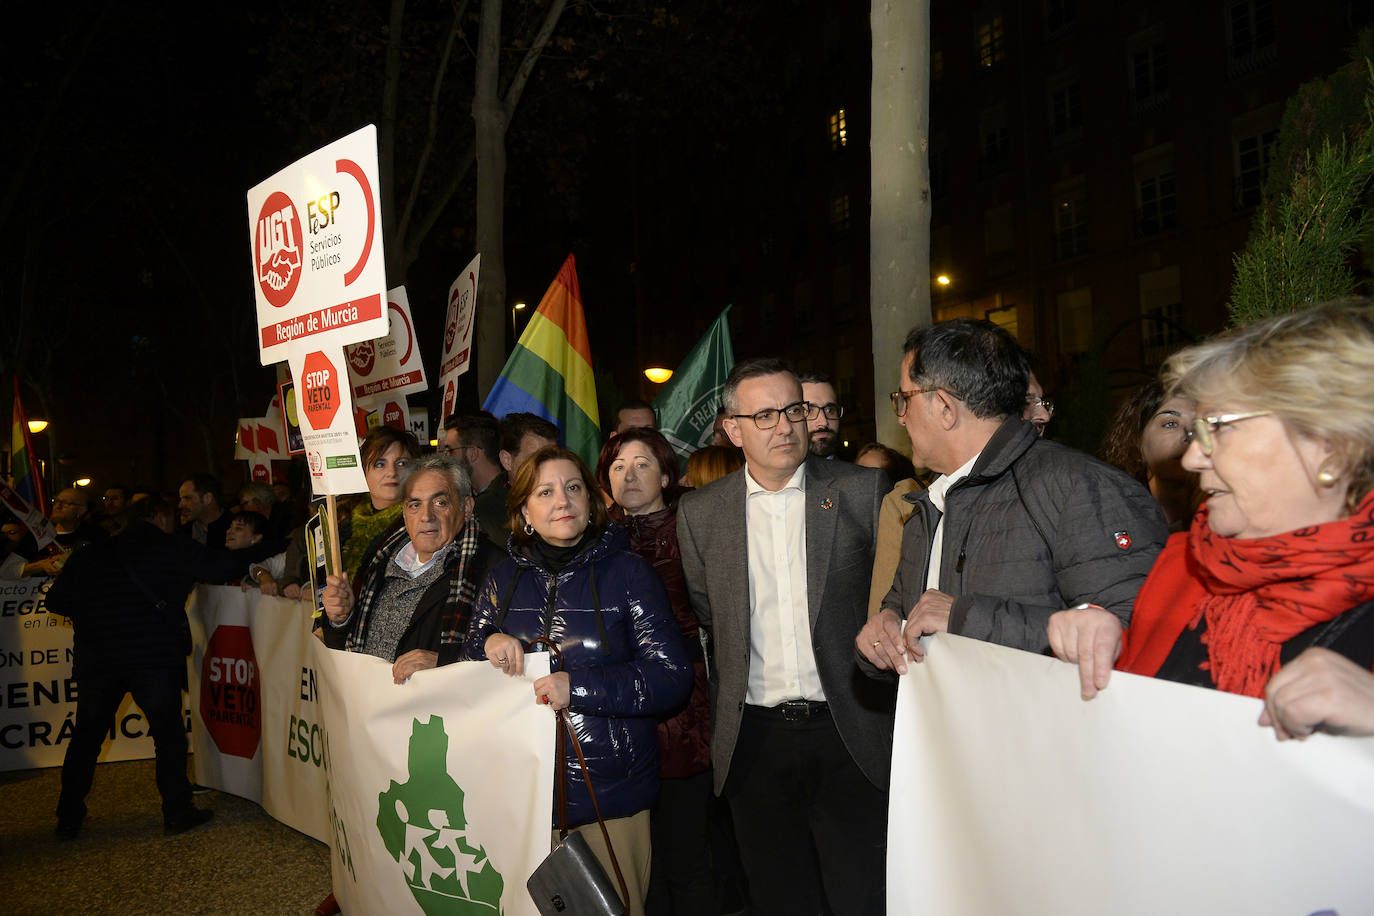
345, 519, 485, 654
1187, 491, 1374, 697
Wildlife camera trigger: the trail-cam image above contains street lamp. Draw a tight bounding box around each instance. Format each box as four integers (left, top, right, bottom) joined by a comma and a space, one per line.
935, 275, 951, 287
74, 477, 92, 487
27, 419, 48, 434
511, 301, 527, 338
644, 367, 673, 384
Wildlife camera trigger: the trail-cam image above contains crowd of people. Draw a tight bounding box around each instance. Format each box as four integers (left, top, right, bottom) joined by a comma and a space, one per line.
9, 297, 1374, 914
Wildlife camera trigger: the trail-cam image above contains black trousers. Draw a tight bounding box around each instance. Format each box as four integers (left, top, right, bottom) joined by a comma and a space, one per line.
723, 704, 887, 916
56, 665, 192, 827
646, 769, 715, 916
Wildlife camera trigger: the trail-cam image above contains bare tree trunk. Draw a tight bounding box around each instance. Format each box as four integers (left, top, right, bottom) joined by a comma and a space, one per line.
471, 0, 569, 400
870, 0, 931, 452
473, 0, 508, 402
380, 0, 406, 278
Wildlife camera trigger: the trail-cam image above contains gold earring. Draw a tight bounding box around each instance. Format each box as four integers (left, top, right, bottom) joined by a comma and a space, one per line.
1317, 469, 1337, 487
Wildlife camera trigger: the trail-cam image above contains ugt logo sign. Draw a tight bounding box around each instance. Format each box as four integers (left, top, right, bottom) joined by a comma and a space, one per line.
256, 190, 303, 308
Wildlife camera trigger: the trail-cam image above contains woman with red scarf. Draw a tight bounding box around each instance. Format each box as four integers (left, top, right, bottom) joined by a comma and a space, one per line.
1048, 299, 1374, 736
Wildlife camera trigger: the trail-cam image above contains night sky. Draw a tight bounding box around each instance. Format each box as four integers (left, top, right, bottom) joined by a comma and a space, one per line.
4, 1, 778, 495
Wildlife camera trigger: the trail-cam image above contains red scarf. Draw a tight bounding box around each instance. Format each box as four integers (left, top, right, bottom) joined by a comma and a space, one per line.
1185, 492, 1374, 697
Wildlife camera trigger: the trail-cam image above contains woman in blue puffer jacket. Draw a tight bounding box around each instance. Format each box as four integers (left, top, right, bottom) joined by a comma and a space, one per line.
464, 445, 692, 916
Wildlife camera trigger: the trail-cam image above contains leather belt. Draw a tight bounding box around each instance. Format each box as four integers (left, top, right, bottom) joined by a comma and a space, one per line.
746, 700, 829, 722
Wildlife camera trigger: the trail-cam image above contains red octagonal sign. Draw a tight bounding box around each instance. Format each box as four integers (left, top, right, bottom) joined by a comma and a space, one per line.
301, 350, 341, 431
200, 625, 262, 759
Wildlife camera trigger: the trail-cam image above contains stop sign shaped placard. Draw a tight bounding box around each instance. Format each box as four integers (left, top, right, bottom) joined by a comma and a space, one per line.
199, 625, 262, 759
301, 350, 341, 430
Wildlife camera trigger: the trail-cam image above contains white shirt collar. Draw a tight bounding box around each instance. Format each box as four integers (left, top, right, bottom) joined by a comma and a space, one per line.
393, 539, 450, 578
926, 451, 980, 514
744, 460, 807, 496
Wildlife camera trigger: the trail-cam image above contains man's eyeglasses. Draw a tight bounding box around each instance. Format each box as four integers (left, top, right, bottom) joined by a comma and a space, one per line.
1190, 411, 1272, 457
439, 443, 473, 457
1025, 396, 1055, 419
889, 387, 940, 418
813, 403, 845, 421
729, 401, 818, 430
53, 498, 84, 509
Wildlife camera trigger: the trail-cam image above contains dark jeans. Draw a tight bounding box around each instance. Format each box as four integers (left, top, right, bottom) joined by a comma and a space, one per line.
646, 770, 715, 916
57, 666, 192, 826
723, 704, 887, 916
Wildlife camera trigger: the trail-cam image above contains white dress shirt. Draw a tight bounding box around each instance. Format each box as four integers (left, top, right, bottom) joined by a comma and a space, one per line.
743, 462, 825, 705
923, 452, 980, 592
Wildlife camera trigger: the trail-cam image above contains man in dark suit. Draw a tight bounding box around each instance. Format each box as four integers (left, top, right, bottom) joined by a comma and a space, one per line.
678, 357, 893, 916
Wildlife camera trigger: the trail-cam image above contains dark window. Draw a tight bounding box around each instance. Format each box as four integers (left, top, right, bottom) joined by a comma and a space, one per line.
1234, 129, 1277, 209
1137, 172, 1177, 236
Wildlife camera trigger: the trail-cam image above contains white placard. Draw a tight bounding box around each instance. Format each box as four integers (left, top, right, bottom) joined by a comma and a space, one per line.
438, 254, 480, 421
287, 344, 368, 496
249, 124, 389, 365
887, 633, 1374, 915
344, 286, 429, 400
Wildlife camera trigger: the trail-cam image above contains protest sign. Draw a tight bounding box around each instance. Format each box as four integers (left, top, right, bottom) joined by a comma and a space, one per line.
0, 578, 169, 771
278, 378, 306, 455
344, 286, 428, 400
312, 641, 553, 915
249, 125, 388, 366
438, 254, 480, 421
887, 633, 1374, 915
287, 344, 368, 496
352, 394, 410, 437
0, 483, 56, 550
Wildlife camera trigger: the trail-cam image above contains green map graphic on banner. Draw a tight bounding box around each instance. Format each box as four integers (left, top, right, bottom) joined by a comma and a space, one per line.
376, 716, 504, 914
654, 305, 735, 463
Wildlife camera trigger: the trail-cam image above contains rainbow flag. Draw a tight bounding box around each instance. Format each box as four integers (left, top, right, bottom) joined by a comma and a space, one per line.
10, 377, 47, 515
483, 254, 600, 465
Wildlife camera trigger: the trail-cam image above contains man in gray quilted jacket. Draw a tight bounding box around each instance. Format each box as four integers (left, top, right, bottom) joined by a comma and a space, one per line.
857, 318, 1168, 674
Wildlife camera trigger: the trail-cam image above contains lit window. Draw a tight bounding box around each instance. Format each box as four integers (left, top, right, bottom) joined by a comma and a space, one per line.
977, 16, 1005, 69
830, 109, 848, 150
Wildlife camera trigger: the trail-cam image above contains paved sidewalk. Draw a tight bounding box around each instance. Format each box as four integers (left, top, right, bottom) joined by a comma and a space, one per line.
1, 759, 331, 915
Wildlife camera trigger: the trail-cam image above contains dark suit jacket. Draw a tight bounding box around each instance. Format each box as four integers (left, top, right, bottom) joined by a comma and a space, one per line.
678, 455, 895, 793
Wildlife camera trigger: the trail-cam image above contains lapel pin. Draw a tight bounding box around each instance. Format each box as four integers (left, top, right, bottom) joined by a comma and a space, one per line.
820, 497, 834, 510
1114, 530, 1131, 550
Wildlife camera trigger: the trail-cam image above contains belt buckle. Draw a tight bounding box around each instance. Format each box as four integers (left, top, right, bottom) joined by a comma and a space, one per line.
781, 700, 810, 722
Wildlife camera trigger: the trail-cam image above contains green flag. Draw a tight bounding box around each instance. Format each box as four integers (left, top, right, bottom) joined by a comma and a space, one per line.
654, 306, 735, 463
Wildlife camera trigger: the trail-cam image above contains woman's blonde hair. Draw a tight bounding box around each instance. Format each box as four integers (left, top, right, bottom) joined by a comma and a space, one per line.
1162, 298, 1374, 510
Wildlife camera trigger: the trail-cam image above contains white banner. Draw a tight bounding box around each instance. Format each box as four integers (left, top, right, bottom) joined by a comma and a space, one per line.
888, 634, 1374, 915
188, 586, 329, 841
312, 640, 554, 915
250, 124, 389, 366
345, 286, 429, 400
0, 579, 170, 771
287, 343, 368, 496
438, 254, 481, 421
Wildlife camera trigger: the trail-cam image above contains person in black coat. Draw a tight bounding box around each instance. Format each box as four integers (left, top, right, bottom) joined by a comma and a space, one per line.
46, 494, 276, 840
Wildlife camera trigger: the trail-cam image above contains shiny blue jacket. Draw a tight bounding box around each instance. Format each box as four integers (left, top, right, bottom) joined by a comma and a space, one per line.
464, 524, 692, 827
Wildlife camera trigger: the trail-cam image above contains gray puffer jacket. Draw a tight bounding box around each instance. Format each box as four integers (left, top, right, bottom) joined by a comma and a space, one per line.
881, 418, 1167, 653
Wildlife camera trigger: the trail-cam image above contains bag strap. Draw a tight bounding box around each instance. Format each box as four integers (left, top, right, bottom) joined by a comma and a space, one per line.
529, 636, 631, 910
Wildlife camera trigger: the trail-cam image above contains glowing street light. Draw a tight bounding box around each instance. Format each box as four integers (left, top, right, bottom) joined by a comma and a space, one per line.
27, 419, 48, 434
511, 301, 528, 337
935, 275, 951, 287
644, 367, 673, 384
74, 478, 92, 487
